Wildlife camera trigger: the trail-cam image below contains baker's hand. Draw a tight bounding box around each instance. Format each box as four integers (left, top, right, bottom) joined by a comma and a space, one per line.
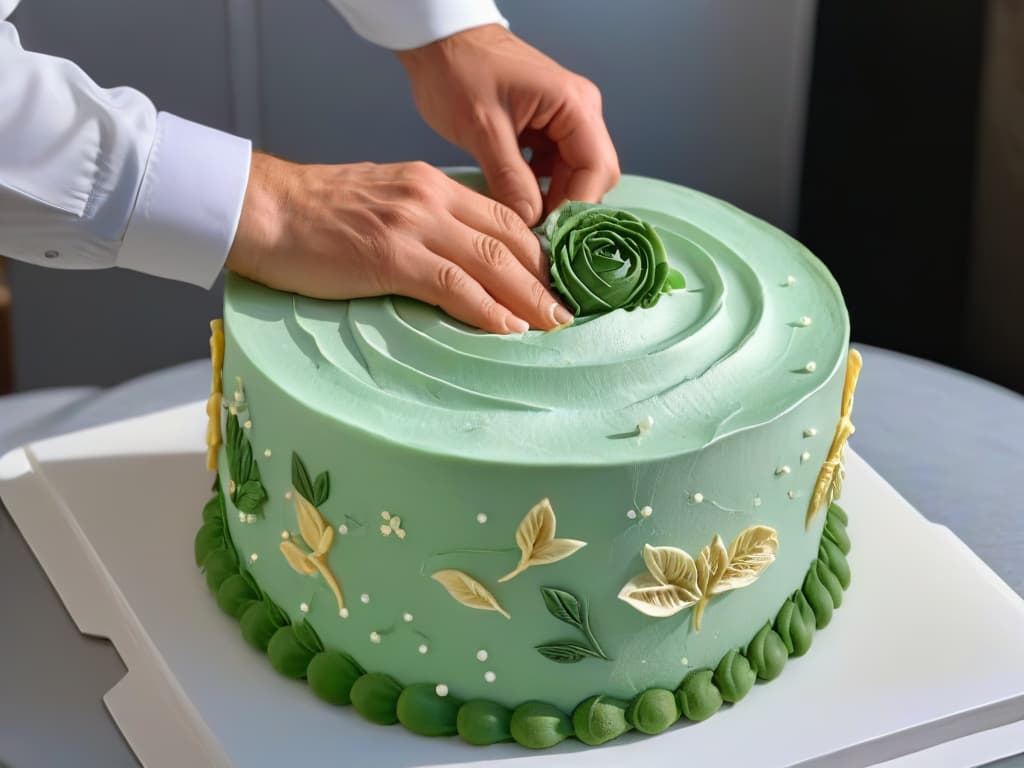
396, 24, 620, 226
226, 153, 573, 334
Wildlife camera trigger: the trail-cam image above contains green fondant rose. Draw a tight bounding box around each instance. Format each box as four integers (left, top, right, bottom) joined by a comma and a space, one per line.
676, 669, 723, 721
713, 650, 756, 703
540, 202, 684, 316
626, 688, 680, 734
572, 695, 632, 746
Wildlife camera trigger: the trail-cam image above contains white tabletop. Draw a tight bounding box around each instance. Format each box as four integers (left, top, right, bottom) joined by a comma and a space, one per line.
1, 345, 1022, 767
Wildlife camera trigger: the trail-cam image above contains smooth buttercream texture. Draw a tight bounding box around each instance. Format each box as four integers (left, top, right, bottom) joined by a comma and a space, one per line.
218, 173, 851, 711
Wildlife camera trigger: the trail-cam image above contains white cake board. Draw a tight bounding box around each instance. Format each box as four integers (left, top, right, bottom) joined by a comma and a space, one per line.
1, 403, 1023, 768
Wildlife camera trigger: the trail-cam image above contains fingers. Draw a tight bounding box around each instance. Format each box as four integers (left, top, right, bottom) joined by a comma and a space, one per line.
447, 182, 549, 281
427, 216, 571, 330
390, 241, 530, 335
468, 111, 544, 227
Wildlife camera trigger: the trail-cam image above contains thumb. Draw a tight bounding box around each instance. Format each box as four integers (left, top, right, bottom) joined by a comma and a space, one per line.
470, 112, 543, 226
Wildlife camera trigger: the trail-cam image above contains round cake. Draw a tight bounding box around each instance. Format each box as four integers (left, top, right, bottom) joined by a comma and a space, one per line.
195, 173, 858, 748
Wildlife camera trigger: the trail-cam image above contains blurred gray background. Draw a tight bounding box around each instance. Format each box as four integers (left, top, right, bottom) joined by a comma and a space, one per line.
5, 0, 817, 390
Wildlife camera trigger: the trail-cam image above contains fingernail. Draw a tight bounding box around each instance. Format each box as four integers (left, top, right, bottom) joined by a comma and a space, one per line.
505, 316, 530, 334
551, 303, 574, 326
513, 199, 536, 224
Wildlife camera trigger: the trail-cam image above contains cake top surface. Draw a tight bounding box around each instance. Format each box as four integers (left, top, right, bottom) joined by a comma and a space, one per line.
225, 172, 848, 465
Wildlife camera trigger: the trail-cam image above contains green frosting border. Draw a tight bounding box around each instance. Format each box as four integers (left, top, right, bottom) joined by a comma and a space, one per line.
196, 485, 852, 749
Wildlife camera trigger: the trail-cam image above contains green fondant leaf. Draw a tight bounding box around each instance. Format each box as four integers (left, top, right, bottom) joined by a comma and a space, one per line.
202, 493, 224, 525
293, 618, 325, 655
291, 452, 315, 503
535, 642, 603, 664
713, 649, 756, 703
626, 688, 680, 735
194, 520, 226, 568
540, 587, 584, 630
234, 479, 268, 513
203, 547, 238, 592
268, 625, 316, 680
236, 439, 253, 486
457, 700, 513, 746
313, 471, 330, 507
676, 668, 723, 721
509, 701, 573, 749
307, 651, 364, 706
240, 600, 286, 652
572, 695, 632, 746
397, 683, 463, 737
350, 673, 403, 725
216, 573, 260, 620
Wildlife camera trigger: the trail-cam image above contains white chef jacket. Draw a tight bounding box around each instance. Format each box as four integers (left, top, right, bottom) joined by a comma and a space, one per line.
0, 0, 506, 287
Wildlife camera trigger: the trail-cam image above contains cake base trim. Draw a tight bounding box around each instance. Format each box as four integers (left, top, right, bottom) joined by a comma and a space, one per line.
195, 480, 852, 750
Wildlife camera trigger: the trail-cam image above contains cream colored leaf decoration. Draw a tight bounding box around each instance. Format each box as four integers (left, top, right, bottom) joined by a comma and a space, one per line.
807, 349, 862, 527
278, 494, 345, 611
619, 526, 778, 631
498, 498, 587, 582
280, 540, 317, 575
205, 319, 225, 471
432, 569, 511, 619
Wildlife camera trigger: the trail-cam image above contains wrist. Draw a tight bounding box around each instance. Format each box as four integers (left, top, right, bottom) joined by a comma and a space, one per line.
226, 151, 292, 282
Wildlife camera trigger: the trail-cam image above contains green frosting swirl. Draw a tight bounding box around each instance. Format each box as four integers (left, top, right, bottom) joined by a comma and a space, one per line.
541, 202, 684, 315
819, 537, 851, 590
746, 623, 788, 681
829, 501, 849, 526
825, 512, 851, 555
397, 683, 463, 737
572, 695, 632, 746
802, 561, 836, 629
775, 593, 815, 657
676, 669, 723, 721
713, 649, 756, 703
307, 651, 364, 706
350, 673, 403, 725
626, 688, 680, 734
457, 700, 513, 745
510, 701, 573, 749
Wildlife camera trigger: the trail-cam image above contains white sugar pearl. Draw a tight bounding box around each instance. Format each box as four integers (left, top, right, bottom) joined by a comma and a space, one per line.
804, 428, 818, 438
338, 524, 348, 535
639, 505, 653, 518
435, 684, 449, 697
360, 593, 370, 604
284, 490, 293, 500
245, 514, 256, 524
626, 509, 637, 520
263, 448, 272, 457
281, 530, 290, 540
339, 608, 349, 619
243, 420, 252, 430
784, 275, 796, 286
249, 553, 258, 563
753, 496, 762, 507
418, 644, 429, 654
638, 415, 654, 435
484, 671, 496, 683
370, 631, 381, 644
803, 361, 817, 373
787, 490, 797, 500
775, 466, 791, 476
798, 316, 812, 327
299, 602, 309, 613
403, 612, 414, 623
476, 513, 488, 524
692, 493, 704, 504
801, 451, 811, 463
476, 649, 488, 662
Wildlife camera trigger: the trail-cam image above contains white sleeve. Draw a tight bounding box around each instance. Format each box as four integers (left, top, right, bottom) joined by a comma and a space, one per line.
0, 21, 251, 288
325, 0, 508, 50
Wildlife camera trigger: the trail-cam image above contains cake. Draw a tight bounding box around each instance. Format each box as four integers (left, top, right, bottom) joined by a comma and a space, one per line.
194, 172, 859, 748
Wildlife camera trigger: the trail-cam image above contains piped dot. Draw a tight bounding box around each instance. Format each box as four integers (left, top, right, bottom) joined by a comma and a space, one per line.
360, 593, 370, 604
692, 493, 704, 504
370, 631, 381, 644
300, 602, 309, 613
803, 428, 818, 438
640, 505, 653, 518
476, 513, 488, 525
435, 684, 449, 697
403, 612, 414, 623
784, 275, 796, 286
418, 644, 429, 655
476, 649, 489, 662
797, 316, 812, 327
801, 451, 812, 463
626, 509, 637, 520
804, 361, 817, 373
484, 671, 496, 683
775, 466, 792, 476
339, 608, 349, 619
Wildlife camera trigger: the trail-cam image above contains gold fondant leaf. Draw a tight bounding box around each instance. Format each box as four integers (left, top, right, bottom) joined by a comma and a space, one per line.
717, 525, 778, 594
642, 544, 699, 593
205, 319, 225, 471
696, 535, 730, 596
432, 569, 511, 619
312, 556, 345, 611
498, 498, 586, 582
313, 524, 334, 558
807, 349, 862, 527
295, 495, 326, 551
617, 573, 700, 617
280, 540, 316, 575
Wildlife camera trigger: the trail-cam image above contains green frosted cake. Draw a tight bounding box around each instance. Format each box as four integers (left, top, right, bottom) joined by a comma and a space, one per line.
195, 173, 860, 749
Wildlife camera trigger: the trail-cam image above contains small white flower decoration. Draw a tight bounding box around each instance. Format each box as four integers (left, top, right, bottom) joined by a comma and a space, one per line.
379, 510, 406, 539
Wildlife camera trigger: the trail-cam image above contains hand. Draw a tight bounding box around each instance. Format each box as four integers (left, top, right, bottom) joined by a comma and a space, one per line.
226, 153, 574, 334
397, 24, 620, 226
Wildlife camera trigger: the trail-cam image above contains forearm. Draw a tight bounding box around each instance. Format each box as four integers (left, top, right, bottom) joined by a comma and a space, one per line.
0, 20, 250, 288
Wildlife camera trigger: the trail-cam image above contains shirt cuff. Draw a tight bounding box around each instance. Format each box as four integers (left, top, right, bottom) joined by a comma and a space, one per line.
118, 112, 251, 289
330, 0, 508, 50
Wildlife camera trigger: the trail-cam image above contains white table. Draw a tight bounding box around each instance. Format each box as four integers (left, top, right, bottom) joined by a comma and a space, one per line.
1, 346, 1021, 767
